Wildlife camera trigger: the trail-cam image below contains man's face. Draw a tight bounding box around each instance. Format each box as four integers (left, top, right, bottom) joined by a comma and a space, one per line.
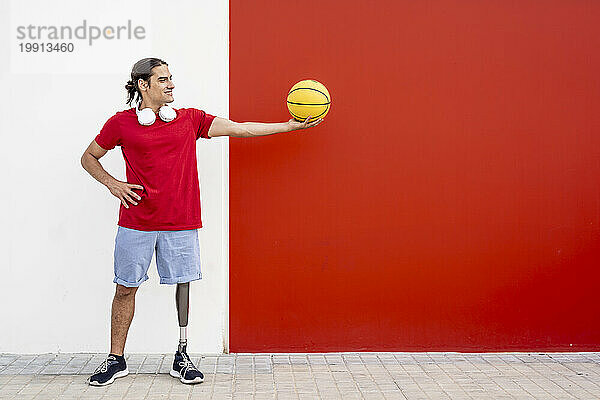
138, 64, 175, 105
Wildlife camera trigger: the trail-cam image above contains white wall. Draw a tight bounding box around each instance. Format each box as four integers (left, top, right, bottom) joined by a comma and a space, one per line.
0, 0, 229, 354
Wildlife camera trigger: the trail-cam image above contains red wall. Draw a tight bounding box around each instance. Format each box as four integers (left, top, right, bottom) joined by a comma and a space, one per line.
229, 0, 600, 352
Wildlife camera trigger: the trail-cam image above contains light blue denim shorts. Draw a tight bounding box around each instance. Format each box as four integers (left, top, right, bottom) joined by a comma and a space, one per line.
113, 226, 202, 287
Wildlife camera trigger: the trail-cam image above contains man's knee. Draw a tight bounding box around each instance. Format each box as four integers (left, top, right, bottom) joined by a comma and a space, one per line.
115, 284, 138, 298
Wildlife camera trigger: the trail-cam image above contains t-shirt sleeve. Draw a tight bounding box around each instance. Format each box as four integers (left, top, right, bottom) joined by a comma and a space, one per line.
189, 108, 216, 139
94, 114, 122, 150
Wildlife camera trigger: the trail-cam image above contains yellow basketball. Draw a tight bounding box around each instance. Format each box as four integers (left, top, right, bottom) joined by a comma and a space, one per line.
286, 80, 331, 122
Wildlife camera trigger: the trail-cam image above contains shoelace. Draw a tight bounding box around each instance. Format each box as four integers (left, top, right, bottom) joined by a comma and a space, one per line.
94, 356, 117, 374
178, 353, 198, 378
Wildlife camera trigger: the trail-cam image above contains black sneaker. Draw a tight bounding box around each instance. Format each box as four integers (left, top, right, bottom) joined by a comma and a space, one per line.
87, 354, 129, 386
170, 347, 204, 384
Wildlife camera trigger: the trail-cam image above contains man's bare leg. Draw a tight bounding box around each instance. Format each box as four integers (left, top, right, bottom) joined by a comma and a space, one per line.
110, 284, 139, 356
87, 284, 136, 386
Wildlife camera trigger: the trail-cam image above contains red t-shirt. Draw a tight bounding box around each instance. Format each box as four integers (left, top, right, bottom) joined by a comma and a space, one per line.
95, 107, 215, 231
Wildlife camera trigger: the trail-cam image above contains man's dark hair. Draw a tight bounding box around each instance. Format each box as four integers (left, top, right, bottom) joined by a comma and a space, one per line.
125, 57, 168, 106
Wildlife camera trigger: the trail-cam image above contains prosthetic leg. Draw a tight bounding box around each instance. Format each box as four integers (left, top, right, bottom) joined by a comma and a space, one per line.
172, 282, 204, 384
176, 282, 189, 352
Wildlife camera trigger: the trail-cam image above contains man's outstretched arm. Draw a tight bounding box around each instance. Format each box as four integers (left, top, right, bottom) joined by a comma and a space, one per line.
207, 116, 323, 138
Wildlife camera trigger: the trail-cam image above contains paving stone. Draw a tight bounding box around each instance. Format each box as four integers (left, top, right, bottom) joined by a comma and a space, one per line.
0, 352, 597, 399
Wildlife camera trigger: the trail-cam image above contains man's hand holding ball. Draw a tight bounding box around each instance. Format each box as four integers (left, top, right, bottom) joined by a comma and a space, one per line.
288, 116, 323, 131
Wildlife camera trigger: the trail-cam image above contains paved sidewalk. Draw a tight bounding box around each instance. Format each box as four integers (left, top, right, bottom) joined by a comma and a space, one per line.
0, 352, 599, 399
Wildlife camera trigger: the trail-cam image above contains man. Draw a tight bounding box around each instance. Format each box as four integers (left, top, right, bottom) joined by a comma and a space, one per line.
80, 58, 322, 386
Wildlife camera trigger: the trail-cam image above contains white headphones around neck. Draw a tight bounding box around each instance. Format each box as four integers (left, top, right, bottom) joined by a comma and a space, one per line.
135, 104, 177, 126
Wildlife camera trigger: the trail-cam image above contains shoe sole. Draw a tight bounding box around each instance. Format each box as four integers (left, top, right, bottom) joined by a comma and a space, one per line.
170, 369, 204, 384
88, 368, 129, 386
